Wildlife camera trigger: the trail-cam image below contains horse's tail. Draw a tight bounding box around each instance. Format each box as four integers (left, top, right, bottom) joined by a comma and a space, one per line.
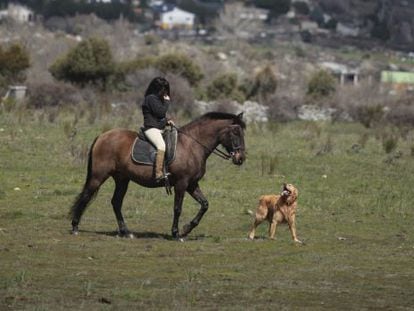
69, 136, 99, 220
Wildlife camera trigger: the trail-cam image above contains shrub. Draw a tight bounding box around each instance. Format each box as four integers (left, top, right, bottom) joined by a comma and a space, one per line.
118, 56, 157, 75
155, 53, 203, 86
206, 73, 245, 103
307, 70, 336, 98
324, 18, 338, 30
371, 21, 390, 41
249, 65, 278, 103
26, 82, 82, 109
49, 37, 115, 90
166, 73, 195, 116
385, 97, 414, 128
254, 0, 291, 19
355, 104, 385, 128
382, 133, 398, 154
207, 73, 237, 100
144, 34, 162, 45
266, 94, 299, 122
330, 82, 389, 125
125, 67, 164, 101
1, 97, 16, 112
0, 43, 30, 84
293, 1, 310, 15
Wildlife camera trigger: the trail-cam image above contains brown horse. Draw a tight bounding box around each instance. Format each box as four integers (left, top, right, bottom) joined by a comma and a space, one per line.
70, 112, 246, 239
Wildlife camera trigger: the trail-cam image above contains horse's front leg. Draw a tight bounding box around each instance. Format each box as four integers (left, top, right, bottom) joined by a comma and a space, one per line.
181, 184, 208, 237
172, 183, 186, 239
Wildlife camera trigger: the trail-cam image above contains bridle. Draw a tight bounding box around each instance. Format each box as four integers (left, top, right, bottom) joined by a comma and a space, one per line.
172, 124, 243, 161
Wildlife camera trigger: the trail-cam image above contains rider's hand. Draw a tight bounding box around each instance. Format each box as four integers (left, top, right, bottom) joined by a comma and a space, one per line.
167, 119, 175, 126
164, 95, 170, 101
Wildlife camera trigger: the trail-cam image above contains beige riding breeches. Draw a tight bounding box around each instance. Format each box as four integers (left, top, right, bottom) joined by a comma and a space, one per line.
144, 128, 166, 151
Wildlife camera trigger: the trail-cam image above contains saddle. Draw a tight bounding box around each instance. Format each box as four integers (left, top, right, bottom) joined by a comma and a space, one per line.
131, 127, 178, 166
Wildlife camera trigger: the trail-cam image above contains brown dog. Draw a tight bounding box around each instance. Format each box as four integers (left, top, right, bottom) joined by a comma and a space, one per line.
248, 183, 301, 243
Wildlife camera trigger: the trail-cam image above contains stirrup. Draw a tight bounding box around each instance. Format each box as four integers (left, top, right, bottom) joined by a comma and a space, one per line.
155, 172, 170, 182
164, 173, 172, 195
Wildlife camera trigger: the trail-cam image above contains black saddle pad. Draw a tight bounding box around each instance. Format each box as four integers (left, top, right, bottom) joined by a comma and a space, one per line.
131, 127, 177, 166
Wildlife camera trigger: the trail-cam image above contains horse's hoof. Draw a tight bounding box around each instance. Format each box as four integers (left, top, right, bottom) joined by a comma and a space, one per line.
171, 231, 179, 240
71, 229, 79, 236
178, 238, 185, 242
118, 231, 134, 239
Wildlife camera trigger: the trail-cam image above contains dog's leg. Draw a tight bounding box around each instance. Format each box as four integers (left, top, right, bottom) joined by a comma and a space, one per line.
287, 215, 302, 243
248, 218, 263, 240
269, 219, 278, 239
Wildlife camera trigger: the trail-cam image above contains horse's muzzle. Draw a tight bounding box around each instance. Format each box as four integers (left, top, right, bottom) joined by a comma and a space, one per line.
231, 151, 245, 165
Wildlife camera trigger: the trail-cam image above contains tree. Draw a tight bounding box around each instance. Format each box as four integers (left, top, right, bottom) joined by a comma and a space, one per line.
177, 0, 223, 24
155, 53, 203, 86
254, 0, 291, 20
206, 73, 245, 102
307, 70, 336, 98
292, 1, 309, 15
0, 43, 30, 85
250, 65, 278, 103
214, 2, 265, 41
49, 37, 115, 89
371, 21, 390, 41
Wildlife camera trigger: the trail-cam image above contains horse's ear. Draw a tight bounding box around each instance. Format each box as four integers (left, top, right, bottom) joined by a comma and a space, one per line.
237, 112, 244, 120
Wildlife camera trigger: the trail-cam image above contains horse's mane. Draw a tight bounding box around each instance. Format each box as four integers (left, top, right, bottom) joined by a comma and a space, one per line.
181, 112, 246, 130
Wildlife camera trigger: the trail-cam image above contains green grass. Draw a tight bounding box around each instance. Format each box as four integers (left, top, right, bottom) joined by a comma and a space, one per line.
1, 109, 414, 310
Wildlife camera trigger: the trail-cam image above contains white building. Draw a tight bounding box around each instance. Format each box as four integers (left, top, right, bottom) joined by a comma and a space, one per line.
159, 7, 195, 30
2, 86, 27, 103
320, 61, 360, 85
336, 22, 360, 37
87, 0, 112, 3
7, 3, 34, 22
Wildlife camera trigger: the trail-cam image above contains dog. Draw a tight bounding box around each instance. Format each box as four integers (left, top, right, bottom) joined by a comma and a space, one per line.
248, 183, 301, 243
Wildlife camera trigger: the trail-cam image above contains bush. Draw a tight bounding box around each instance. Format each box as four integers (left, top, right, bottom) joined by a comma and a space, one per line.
371, 21, 390, 41
355, 104, 385, 128
155, 53, 203, 86
26, 82, 82, 109
381, 132, 398, 154
293, 1, 310, 15
266, 94, 299, 122
206, 73, 245, 103
249, 65, 278, 103
49, 37, 115, 90
324, 18, 338, 30
0, 43, 30, 84
385, 97, 414, 128
307, 70, 336, 98
254, 0, 291, 19
166, 73, 195, 116
118, 56, 157, 76
125, 68, 164, 101
144, 34, 162, 45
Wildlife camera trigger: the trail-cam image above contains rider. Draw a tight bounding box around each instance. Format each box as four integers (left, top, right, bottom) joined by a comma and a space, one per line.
141, 77, 174, 180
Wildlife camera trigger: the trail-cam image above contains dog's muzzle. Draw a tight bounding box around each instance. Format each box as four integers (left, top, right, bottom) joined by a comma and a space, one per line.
282, 189, 291, 196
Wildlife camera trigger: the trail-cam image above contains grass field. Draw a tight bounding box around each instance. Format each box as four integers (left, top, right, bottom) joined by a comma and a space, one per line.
1, 108, 414, 310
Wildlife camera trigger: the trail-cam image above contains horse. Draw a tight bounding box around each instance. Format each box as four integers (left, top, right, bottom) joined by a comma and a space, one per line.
70, 112, 246, 239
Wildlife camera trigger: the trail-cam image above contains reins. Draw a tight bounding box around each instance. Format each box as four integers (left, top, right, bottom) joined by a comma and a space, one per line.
171, 124, 231, 160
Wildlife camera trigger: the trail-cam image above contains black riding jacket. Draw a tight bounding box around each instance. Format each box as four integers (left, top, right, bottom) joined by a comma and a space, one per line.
142, 94, 170, 130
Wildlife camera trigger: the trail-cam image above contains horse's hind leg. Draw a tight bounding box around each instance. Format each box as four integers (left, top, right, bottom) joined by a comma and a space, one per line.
70, 176, 107, 235
111, 177, 132, 238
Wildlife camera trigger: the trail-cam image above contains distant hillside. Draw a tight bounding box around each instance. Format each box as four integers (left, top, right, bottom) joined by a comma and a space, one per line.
315, 0, 414, 50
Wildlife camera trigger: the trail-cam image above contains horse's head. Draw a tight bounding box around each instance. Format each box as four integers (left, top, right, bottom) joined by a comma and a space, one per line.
219, 113, 246, 165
